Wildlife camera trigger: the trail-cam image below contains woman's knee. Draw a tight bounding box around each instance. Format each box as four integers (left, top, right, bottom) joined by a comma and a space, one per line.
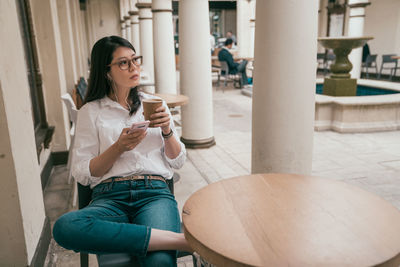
53, 212, 89, 249
141, 251, 176, 267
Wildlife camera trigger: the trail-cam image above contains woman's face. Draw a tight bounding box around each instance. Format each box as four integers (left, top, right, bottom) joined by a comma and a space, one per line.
108, 46, 141, 91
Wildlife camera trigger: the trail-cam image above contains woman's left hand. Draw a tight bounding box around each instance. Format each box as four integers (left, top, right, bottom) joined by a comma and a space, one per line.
149, 105, 171, 134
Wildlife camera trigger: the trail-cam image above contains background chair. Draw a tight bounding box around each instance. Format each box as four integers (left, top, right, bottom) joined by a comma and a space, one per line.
361, 54, 378, 79
78, 180, 193, 267
378, 54, 398, 80
61, 93, 79, 207
219, 61, 241, 89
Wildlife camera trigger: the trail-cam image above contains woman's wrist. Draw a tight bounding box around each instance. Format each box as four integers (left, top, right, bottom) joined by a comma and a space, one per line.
162, 128, 173, 139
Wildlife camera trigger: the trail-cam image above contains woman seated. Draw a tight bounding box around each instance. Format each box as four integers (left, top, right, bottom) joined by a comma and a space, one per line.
53, 36, 192, 266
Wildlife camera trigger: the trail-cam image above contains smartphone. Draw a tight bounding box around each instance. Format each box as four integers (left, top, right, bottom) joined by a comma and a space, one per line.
128, 120, 150, 134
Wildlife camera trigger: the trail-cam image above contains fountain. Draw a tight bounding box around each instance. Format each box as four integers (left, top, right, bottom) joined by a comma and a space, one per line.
318, 36, 373, 96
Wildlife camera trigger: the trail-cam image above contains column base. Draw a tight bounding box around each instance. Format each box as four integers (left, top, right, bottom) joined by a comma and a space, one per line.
323, 78, 357, 96
181, 136, 216, 149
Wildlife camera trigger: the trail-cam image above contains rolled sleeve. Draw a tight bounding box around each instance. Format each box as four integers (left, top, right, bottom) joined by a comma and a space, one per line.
162, 102, 186, 169
71, 103, 101, 186
163, 139, 186, 169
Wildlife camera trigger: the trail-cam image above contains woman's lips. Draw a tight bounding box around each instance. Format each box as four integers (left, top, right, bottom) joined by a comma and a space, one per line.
130, 74, 139, 80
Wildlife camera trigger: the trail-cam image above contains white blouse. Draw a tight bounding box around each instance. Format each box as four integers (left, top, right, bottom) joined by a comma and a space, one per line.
71, 92, 186, 188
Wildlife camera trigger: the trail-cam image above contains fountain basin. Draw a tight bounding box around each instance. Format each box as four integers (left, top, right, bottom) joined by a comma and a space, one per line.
315, 78, 400, 132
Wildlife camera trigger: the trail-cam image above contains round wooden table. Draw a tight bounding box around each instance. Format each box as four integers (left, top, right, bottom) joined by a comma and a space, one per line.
154, 93, 189, 108
182, 173, 400, 267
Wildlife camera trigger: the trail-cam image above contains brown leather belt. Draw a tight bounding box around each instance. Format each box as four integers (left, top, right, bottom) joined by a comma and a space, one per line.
100, 175, 166, 184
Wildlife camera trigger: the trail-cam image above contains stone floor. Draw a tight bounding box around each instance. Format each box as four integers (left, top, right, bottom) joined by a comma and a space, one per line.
44, 84, 400, 266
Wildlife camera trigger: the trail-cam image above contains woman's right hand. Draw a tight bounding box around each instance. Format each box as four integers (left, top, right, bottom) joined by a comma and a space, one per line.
115, 127, 147, 152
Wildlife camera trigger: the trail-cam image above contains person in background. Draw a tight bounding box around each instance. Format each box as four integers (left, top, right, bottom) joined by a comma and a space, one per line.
362, 43, 371, 63
226, 30, 237, 45
52, 36, 192, 266
210, 32, 216, 55
218, 38, 248, 88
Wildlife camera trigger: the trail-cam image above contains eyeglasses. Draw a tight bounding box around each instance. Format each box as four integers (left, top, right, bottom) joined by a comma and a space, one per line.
108, 56, 143, 70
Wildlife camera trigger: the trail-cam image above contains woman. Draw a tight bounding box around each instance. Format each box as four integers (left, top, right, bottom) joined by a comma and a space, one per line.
53, 36, 192, 266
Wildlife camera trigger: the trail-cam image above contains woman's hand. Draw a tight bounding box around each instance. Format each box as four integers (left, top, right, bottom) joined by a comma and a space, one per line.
149, 106, 171, 134
115, 127, 147, 152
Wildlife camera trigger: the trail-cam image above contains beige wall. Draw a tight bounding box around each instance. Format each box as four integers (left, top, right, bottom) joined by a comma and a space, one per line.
0, 1, 46, 264
87, 0, 121, 49
364, 0, 400, 71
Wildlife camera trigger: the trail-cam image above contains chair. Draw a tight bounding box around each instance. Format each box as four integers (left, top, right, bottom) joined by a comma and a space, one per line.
78, 179, 194, 267
76, 77, 88, 102
219, 61, 241, 89
361, 54, 378, 79
61, 93, 78, 184
378, 54, 398, 80
324, 52, 336, 76
61, 93, 79, 207
317, 53, 324, 70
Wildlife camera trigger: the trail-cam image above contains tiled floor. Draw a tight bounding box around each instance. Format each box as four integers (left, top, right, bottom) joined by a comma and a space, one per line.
44, 84, 400, 266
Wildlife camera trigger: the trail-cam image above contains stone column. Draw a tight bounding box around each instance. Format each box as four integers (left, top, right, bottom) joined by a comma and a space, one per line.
179, 0, 215, 148
136, 0, 155, 85
236, 0, 252, 58
56, 0, 78, 93
152, 0, 176, 94
70, 0, 84, 77
120, 0, 127, 38
249, 18, 256, 58
130, 10, 141, 52
348, 0, 371, 79
129, 0, 141, 53
251, 0, 318, 175
124, 15, 132, 42
0, 2, 47, 265
31, 0, 70, 152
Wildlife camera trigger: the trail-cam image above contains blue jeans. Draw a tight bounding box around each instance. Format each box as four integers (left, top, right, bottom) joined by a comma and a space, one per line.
53, 179, 180, 267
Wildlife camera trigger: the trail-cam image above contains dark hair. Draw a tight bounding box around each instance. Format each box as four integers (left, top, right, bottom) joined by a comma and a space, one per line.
84, 36, 141, 115
224, 38, 233, 46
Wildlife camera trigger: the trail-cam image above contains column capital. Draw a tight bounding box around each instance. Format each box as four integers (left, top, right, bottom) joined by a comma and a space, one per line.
347, 2, 371, 8
123, 15, 130, 20
136, 3, 152, 9
129, 10, 139, 16
152, 8, 173, 13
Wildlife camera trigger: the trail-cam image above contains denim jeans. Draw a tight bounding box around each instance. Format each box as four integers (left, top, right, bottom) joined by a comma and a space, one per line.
53, 178, 180, 267
237, 60, 248, 86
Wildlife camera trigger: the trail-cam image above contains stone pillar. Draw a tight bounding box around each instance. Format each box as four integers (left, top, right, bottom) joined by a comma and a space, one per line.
70, 0, 84, 77
130, 10, 141, 53
56, 0, 78, 93
0, 0, 48, 265
31, 0, 70, 152
179, 0, 215, 148
124, 15, 132, 43
152, 0, 176, 94
123, 0, 131, 42
136, 0, 155, 84
249, 18, 256, 58
348, 0, 370, 79
236, 0, 252, 58
120, 0, 127, 38
129, 0, 141, 53
251, 0, 318, 174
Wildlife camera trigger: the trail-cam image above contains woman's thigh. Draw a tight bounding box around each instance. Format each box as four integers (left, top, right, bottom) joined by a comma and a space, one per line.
134, 183, 180, 233
134, 182, 181, 267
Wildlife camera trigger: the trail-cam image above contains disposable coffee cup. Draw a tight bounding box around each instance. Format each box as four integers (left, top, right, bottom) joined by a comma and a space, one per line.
142, 98, 163, 127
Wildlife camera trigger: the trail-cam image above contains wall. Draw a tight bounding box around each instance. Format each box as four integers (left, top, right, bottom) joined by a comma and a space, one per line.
364, 0, 400, 72
0, 0, 46, 264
